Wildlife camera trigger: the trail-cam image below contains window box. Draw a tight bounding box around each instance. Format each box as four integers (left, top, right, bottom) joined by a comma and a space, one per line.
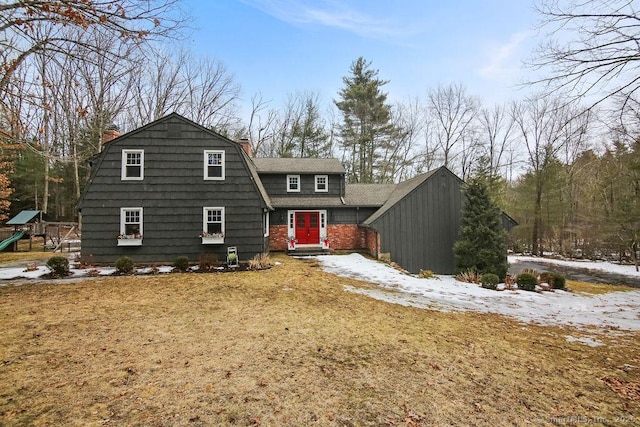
117, 235, 143, 246
201, 233, 224, 244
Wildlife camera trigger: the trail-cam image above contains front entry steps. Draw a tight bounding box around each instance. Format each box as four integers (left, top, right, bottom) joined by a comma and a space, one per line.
288, 246, 329, 256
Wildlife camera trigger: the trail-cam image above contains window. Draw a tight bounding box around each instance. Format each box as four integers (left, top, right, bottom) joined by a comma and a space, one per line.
203, 207, 225, 236
204, 150, 225, 180
121, 149, 144, 180
118, 207, 143, 245
287, 175, 300, 192
315, 175, 328, 192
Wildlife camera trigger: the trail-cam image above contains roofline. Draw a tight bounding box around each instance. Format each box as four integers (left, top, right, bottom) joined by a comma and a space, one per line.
363, 166, 461, 225
78, 112, 273, 210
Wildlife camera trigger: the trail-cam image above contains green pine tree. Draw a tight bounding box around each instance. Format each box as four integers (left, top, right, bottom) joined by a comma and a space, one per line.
335, 57, 395, 183
454, 178, 509, 279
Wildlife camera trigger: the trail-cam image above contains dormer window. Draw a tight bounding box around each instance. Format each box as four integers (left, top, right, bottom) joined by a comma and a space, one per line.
315, 175, 328, 192
287, 175, 300, 192
121, 149, 144, 180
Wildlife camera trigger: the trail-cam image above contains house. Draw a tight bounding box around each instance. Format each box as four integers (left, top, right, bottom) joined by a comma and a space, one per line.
78, 113, 272, 264
79, 113, 514, 274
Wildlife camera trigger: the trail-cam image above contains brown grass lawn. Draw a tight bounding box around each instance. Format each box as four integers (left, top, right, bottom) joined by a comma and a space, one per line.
0, 251, 50, 265
1, 254, 639, 426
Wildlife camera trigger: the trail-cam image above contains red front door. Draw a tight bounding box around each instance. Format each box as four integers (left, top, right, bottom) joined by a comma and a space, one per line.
295, 212, 320, 244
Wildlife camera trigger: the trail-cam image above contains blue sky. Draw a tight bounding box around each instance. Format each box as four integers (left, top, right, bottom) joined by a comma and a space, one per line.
186, 0, 541, 111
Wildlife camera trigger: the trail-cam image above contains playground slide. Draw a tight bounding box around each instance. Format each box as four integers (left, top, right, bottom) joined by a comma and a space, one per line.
0, 231, 25, 251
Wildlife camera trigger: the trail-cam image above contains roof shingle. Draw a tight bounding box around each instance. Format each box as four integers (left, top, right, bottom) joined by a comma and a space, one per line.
344, 184, 396, 207
252, 158, 345, 174
269, 197, 345, 208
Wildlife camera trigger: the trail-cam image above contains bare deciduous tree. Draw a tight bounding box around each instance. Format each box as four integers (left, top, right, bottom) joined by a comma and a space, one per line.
0, 0, 186, 93
124, 48, 240, 131
477, 103, 516, 182
531, 0, 640, 109
425, 83, 479, 171
242, 93, 279, 157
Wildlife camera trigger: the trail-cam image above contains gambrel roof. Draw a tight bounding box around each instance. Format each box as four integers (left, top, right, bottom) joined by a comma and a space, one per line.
78, 113, 273, 211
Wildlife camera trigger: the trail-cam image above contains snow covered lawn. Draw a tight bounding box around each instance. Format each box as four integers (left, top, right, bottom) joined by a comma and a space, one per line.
316, 253, 640, 331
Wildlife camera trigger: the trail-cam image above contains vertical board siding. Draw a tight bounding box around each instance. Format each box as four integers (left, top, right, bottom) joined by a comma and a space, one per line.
80, 115, 267, 263
372, 168, 462, 274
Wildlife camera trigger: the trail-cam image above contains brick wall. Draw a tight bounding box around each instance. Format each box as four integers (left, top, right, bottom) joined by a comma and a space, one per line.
268, 225, 288, 251
364, 227, 379, 256
326, 224, 361, 250
268, 223, 379, 257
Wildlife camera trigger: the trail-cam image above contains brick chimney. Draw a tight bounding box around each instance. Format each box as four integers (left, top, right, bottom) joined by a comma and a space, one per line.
239, 137, 252, 157
103, 124, 121, 145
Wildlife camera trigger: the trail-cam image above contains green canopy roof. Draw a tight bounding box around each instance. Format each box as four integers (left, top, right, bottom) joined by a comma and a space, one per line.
6, 210, 40, 225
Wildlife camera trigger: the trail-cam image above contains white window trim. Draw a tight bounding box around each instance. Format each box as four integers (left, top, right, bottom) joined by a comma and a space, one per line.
121, 149, 144, 181
263, 210, 270, 237
315, 175, 328, 192
287, 209, 327, 242
118, 207, 143, 246
287, 174, 301, 192
202, 207, 225, 244
204, 150, 225, 181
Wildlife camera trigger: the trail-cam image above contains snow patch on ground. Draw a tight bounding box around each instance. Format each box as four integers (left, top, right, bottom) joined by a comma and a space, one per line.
0, 264, 174, 281
510, 255, 640, 277
317, 253, 640, 331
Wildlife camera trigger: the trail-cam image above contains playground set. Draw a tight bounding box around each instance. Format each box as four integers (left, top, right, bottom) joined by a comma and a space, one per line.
0, 210, 79, 253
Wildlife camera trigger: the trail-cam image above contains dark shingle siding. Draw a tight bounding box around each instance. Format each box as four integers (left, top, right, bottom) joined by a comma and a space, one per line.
257, 173, 343, 198
80, 114, 269, 263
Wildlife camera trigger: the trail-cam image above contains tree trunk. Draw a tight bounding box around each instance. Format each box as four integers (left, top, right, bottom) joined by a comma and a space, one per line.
532, 175, 543, 255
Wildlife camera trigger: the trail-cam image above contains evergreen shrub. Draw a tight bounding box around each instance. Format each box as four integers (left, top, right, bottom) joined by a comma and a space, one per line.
517, 273, 537, 292
46, 256, 70, 276
115, 256, 135, 274
481, 273, 500, 290
552, 273, 566, 290
174, 256, 190, 272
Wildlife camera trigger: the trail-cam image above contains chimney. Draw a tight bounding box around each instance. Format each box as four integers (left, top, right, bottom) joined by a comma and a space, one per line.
239, 137, 252, 157
103, 123, 121, 145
